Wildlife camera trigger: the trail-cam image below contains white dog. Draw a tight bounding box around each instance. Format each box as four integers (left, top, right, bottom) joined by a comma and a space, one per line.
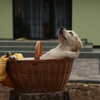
6, 27, 83, 60
40, 27, 83, 59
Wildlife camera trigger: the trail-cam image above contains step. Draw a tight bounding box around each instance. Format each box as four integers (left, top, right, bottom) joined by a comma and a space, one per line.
0, 51, 36, 57
0, 46, 55, 51
0, 40, 58, 46
81, 39, 87, 46
80, 44, 93, 52
0, 40, 85, 46
0, 46, 56, 51
0, 44, 92, 52
0, 48, 100, 58
0, 39, 92, 58
79, 49, 100, 58
81, 40, 86, 46
0, 51, 48, 57
0, 46, 35, 51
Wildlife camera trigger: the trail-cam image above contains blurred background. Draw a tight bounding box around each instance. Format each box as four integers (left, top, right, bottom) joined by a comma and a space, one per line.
0, 0, 100, 58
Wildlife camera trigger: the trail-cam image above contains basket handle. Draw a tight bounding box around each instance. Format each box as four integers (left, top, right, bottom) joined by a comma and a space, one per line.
35, 41, 43, 59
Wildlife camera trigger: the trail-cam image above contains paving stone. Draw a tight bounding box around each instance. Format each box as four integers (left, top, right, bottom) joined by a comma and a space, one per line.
71, 71, 77, 74
75, 63, 81, 68
69, 76, 86, 80
70, 75, 79, 78
73, 63, 77, 67
72, 68, 75, 71
74, 59, 80, 62
86, 66, 91, 70
88, 60, 93, 64
85, 71, 90, 74
77, 70, 86, 74
77, 69, 86, 72
78, 66, 87, 70
92, 64, 99, 67
94, 75, 100, 78
71, 72, 76, 75
91, 67, 99, 70
89, 75, 95, 78
87, 59, 93, 63
79, 59, 88, 61
80, 62, 88, 66
92, 59, 99, 64
78, 74, 88, 77
90, 71, 99, 74
70, 58, 100, 82
86, 78, 100, 81
87, 63, 92, 67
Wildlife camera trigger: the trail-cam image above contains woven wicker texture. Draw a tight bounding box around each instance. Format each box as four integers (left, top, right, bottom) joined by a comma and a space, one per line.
7, 41, 74, 92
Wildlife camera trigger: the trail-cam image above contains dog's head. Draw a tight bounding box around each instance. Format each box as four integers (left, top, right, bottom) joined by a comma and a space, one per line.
58, 27, 83, 51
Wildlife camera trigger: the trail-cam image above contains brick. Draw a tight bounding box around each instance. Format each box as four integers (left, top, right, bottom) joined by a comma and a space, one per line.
85, 71, 90, 74
80, 62, 88, 66
89, 75, 95, 78
92, 59, 99, 64
69, 77, 86, 80
78, 66, 87, 70
72, 68, 75, 71
92, 64, 99, 67
78, 74, 88, 77
95, 75, 100, 78
71, 71, 77, 74
86, 66, 91, 70
77, 70, 86, 74
86, 78, 100, 81
90, 71, 99, 74
75, 63, 80, 68
73, 63, 77, 66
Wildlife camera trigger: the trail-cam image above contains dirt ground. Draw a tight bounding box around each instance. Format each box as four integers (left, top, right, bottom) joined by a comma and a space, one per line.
67, 83, 100, 100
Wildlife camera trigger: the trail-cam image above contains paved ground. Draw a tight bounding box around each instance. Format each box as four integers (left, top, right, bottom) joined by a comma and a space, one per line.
0, 58, 100, 100
69, 58, 100, 82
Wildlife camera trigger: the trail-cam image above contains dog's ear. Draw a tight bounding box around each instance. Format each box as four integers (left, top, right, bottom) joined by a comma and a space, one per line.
73, 36, 83, 50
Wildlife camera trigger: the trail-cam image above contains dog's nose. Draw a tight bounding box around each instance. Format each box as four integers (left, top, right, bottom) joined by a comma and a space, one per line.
59, 27, 64, 32
60, 27, 64, 30
58, 27, 65, 34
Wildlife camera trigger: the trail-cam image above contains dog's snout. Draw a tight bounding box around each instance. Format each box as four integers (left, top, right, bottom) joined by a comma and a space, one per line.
60, 27, 64, 31
58, 27, 64, 34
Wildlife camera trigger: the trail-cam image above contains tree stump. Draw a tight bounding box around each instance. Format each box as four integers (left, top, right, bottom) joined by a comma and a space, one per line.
9, 89, 70, 100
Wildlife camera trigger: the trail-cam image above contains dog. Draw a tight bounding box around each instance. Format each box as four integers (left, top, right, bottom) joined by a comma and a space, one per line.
6, 27, 83, 60
40, 27, 83, 59
5, 52, 19, 60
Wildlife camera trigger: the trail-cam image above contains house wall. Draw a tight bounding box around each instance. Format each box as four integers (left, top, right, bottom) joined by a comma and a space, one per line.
1, 0, 100, 45
72, 0, 100, 45
0, 0, 13, 39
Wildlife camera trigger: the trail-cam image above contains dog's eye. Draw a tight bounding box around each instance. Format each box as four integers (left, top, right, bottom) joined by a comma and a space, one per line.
69, 32, 73, 35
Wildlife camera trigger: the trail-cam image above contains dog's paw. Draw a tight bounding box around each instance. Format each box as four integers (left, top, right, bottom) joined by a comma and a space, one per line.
9, 56, 19, 60
5, 52, 12, 58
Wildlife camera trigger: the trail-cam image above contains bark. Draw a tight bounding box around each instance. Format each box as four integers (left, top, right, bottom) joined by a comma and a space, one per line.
9, 89, 70, 100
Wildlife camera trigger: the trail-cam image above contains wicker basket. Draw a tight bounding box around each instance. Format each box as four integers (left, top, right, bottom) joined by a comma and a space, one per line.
7, 41, 74, 92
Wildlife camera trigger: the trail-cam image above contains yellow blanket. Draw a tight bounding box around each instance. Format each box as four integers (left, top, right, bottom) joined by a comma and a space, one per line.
0, 53, 23, 82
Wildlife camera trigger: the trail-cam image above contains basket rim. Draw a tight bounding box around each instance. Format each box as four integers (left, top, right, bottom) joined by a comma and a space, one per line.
7, 58, 74, 62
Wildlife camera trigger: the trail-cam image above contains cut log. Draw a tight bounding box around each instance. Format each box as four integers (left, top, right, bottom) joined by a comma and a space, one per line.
9, 89, 70, 100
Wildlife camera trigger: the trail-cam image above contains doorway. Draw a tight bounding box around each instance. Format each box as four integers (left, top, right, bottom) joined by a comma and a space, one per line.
13, 0, 72, 39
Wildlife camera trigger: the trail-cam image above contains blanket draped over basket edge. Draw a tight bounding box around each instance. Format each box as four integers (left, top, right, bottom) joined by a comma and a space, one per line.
0, 53, 24, 87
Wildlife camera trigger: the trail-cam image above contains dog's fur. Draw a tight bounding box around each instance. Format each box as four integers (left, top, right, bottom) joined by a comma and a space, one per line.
5, 52, 19, 60
40, 27, 83, 59
6, 27, 83, 60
